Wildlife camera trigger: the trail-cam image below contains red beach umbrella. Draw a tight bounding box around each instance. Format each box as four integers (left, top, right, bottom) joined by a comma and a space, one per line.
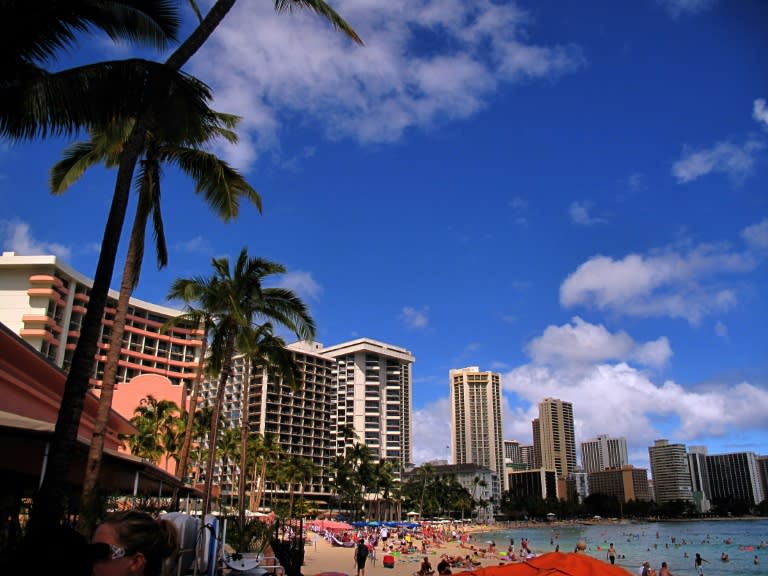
462, 552, 633, 576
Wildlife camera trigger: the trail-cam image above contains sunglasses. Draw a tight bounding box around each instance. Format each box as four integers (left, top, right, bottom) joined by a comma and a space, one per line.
89, 542, 130, 562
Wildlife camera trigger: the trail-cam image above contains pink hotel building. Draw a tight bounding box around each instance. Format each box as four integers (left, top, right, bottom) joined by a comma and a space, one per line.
0, 252, 203, 420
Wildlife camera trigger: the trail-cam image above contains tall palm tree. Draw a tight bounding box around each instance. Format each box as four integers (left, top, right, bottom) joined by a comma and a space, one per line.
217, 426, 241, 511
249, 432, 281, 513
235, 323, 301, 531
167, 248, 315, 515
32, 0, 360, 529
50, 112, 260, 532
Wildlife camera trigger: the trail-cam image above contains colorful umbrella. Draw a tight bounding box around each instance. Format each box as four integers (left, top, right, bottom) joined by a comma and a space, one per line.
462, 552, 632, 576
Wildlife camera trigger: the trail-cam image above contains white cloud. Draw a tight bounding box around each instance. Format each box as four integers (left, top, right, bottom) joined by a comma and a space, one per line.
172, 235, 213, 255
714, 321, 728, 339
658, 0, 717, 19
742, 218, 768, 250
190, 0, 584, 170
560, 242, 756, 323
526, 317, 671, 368
401, 306, 430, 329
0, 220, 71, 260
501, 361, 768, 470
412, 397, 452, 464
569, 201, 607, 226
753, 98, 768, 131
275, 270, 322, 301
672, 139, 765, 184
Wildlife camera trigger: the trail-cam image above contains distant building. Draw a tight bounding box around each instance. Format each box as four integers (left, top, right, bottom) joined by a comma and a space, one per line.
531, 418, 542, 469
520, 445, 535, 470
504, 439, 522, 464
581, 434, 628, 473
706, 451, 765, 507
757, 456, 768, 501
648, 439, 693, 504
588, 465, 651, 503
405, 462, 497, 522
321, 338, 414, 473
536, 398, 576, 481
687, 446, 712, 513
507, 469, 558, 501
450, 366, 505, 490
569, 469, 589, 503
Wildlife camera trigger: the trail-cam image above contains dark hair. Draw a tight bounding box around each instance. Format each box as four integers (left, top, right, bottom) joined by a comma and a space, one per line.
100, 511, 178, 576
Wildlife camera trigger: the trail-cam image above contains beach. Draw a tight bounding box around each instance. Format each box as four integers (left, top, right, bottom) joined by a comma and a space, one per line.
301, 526, 538, 576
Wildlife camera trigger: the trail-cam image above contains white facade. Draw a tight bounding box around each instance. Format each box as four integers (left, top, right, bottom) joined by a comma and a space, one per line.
649, 439, 694, 504
200, 340, 336, 500
320, 338, 414, 473
581, 434, 629, 473
450, 366, 505, 489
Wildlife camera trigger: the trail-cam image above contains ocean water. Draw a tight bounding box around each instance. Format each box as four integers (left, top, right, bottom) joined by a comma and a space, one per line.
477, 519, 768, 575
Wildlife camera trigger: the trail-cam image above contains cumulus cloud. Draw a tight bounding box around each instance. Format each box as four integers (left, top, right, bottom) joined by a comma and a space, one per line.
560, 243, 756, 323
569, 201, 607, 226
401, 306, 430, 329
412, 397, 452, 463
672, 139, 765, 184
658, 0, 717, 18
189, 0, 584, 170
0, 220, 71, 260
502, 361, 768, 469
526, 317, 672, 368
754, 98, 768, 130
742, 218, 768, 250
275, 270, 322, 301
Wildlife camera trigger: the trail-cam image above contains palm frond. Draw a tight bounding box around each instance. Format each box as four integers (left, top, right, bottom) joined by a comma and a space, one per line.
273, 0, 363, 46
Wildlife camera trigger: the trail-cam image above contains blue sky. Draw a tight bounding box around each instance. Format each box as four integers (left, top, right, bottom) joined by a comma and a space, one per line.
1, 0, 767, 471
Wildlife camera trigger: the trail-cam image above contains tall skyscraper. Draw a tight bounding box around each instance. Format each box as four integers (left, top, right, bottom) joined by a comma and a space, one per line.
321, 338, 414, 472
531, 418, 542, 469
581, 434, 629, 473
504, 439, 522, 464
537, 397, 576, 479
450, 366, 505, 488
648, 439, 693, 504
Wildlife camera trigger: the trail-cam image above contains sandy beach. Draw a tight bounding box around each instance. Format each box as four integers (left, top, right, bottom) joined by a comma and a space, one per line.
301, 528, 512, 576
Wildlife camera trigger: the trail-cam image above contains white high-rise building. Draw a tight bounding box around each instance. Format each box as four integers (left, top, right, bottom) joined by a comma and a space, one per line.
581, 434, 629, 473
320, 338, 414, 472
200, 341, 336, 500
450, 366, 504, 490
538, 397, 576, 479
649, 439, 693, 504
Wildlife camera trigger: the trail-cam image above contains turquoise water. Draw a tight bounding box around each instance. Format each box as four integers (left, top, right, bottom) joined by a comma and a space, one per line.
477, 520, 768, 575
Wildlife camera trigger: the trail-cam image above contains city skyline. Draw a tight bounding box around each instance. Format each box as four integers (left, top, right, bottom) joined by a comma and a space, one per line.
1, 1, 766, 471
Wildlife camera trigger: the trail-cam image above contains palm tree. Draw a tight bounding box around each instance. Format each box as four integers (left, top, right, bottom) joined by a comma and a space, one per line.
126, 395, 182, 464
217, 426, 241, 511
249, 433, 281, 513
50, 112, 260, 532
167, 248, 315, 515
235, 324, 301, 531
1, 0, 179, 138
32, 0, 360, 529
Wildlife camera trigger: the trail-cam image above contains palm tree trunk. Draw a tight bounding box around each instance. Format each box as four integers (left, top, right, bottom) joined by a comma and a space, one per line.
78, 202, 147, 534
177, 322, 209, 480
33, 131, 145, 532
201, 334, 235, 515
33, 0, 237, 532
238, 357, 252, 532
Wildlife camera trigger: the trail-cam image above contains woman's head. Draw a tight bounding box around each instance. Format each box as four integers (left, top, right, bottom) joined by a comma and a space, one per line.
91, 511, 178, 576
